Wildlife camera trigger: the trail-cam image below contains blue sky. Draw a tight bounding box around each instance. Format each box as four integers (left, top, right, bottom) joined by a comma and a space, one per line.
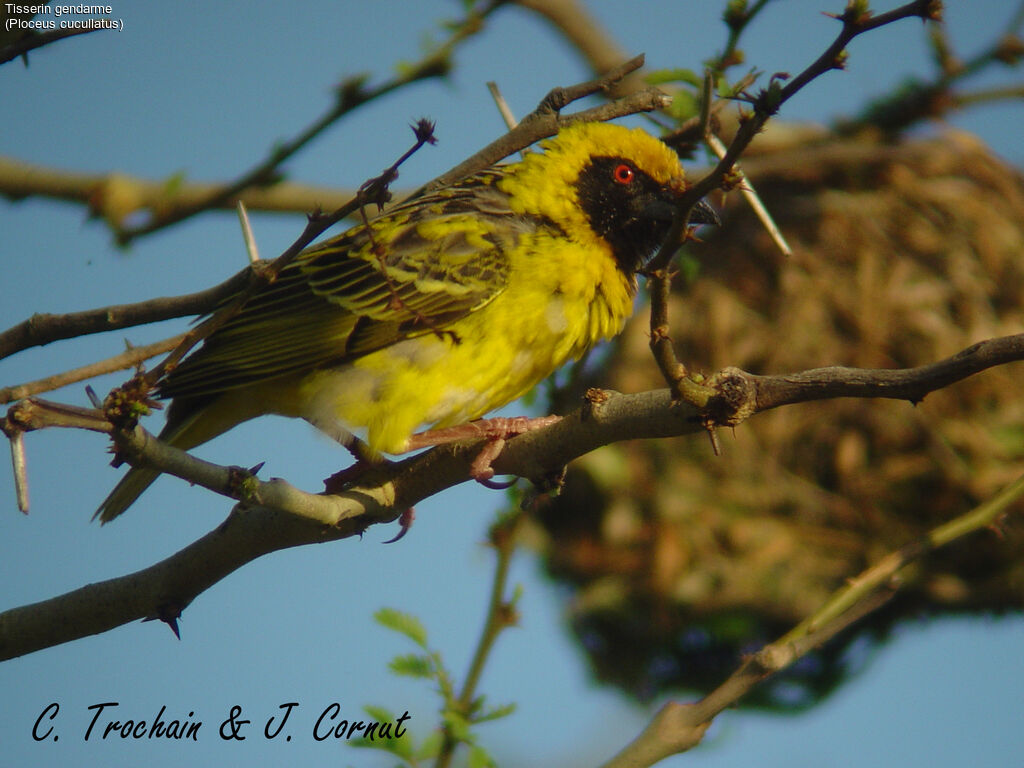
1, 2, 1022, 766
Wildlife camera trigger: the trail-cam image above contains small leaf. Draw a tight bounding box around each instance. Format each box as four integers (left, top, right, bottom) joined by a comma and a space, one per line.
388, 653, 434, 679
347, 706, 414, 760
375, 608, 429, 648
442, 709, 473, 743
666, 90, 699, 122
161, 170, 187, 198
416, 730, 444, 760
645, 67, 702, 88
468, 744, 496, 768
363, 704, 396, 723
475, 701, 517, 724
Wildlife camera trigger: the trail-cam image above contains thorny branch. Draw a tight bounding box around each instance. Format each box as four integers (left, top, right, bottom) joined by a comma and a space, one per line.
599, 472, 1024, 767
423, 54, 669, 192
134, 120, 439, 391
0, 275, 249, 361
0, 333, 184, 405
644, 0, 944, 405
3, 11, 1022, 768
4, 330, 1024, 657
108, 0, 503, 245
0, 62, 665, 385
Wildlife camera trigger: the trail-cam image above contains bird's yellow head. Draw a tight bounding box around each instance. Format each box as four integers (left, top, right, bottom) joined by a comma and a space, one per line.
500, 121, 704, 273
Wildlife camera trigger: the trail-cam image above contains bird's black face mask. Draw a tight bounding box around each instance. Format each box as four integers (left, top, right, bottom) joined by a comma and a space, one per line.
576, 155, 718, 273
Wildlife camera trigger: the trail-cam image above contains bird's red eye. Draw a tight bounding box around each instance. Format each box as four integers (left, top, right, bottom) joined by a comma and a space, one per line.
613, 163, 634, 185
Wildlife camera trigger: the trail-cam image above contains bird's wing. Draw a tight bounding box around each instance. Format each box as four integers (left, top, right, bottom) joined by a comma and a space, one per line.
159, 177, 529, 399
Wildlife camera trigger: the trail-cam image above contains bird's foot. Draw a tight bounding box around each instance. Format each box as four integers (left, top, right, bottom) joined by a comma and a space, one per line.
407, 415, 562, 487
382, 507, 416, 544
323, 459, 414, 543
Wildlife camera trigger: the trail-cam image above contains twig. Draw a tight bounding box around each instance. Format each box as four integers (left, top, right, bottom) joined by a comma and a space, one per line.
0, 272, 250, 361
236, 201, 260, 264
600, 472, 1024, 767
435, 513, 521, 768
644, 0, 942, 402
705, 132, 791, 257
8, 431, 28, 514
112, 1, 501, 246
0, 25, 107, 65
714, 0, 775, 72
952, 83, 1024, 108
423, 55, 670, 192
0, 333, 184, 404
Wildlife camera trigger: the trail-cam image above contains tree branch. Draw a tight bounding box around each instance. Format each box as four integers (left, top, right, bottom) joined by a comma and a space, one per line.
0, 68, 669, 366
0, 333, 184, 404
600, 471, 1024, 767
0, 24, 107, 65
4, 330, 1023, 659
0, 155, 363, 229
645, 0, 943, 403
110, 0, 502, 246
0, 271, 250, 361
422, 55, 671, 192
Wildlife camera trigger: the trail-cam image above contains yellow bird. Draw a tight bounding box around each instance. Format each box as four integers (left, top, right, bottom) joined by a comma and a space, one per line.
97, 121, 716, 522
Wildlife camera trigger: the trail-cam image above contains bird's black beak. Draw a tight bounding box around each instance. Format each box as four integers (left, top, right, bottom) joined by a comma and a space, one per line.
641, 196, 720, 228
689, 198, 720, 228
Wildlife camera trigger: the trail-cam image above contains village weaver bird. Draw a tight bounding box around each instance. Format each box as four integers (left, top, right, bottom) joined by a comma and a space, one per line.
97, 121, 717, 522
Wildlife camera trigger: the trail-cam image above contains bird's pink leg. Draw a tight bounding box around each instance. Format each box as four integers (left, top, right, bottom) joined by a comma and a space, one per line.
406, 415, 562, 487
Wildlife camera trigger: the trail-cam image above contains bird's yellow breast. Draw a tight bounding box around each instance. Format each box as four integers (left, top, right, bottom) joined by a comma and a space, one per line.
299, 230, 635, 454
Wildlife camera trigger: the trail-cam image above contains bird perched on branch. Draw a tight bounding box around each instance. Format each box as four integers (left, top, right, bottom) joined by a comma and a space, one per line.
97, 120, 717, 522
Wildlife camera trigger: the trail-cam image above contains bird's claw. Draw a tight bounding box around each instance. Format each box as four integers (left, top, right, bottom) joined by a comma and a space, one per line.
382, 507, 415, 544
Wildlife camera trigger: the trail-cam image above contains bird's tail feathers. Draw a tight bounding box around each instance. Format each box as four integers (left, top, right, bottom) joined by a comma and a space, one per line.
94, 398, 230, 523
94, 466, 161, 524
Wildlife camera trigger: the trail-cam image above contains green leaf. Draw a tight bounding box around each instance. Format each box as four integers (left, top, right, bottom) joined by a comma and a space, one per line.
161, 170, 187, 198
388, 653, 434, 679
416, 729, 444, 760
475, 701, 517, 724
645, 67, 702, 88
363, 704, 396, 723
347, 706, 414, 760
442, 709, 473, 743
375, 608, 429, 648
666, 90, 699, 122
468, 744, 496, 768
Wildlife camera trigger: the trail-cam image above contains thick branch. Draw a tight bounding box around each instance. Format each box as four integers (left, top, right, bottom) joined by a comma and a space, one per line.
4, 330, 1023, 658
0, 155, 361, 227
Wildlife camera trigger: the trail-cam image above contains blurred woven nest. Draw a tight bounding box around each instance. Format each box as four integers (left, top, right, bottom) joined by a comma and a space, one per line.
529, 127, 1024, 708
